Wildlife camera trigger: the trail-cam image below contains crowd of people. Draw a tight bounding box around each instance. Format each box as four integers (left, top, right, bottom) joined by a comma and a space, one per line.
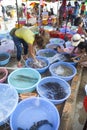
58, 1, 87, 27
8, 0, 87, 68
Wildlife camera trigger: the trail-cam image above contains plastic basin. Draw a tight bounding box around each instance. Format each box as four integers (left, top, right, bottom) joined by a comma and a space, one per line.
59, 28, 70, 33
0, 52, 11, 66
49, 62, 77, 81
25, 56, 50, 74
46, 42, 64, 50
0, 30, 10, 40
10, 97, 60, 130
0, 83, 18, 126
49, 38, 65, 44
0, 68, 8, 83
8, 68, 41, 93
36, 76, 71, 105
58, 53, 77, 66
36, 49, 57, 58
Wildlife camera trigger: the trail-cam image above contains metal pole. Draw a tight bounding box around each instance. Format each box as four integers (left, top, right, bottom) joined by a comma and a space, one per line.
38, 3, 41, 32
56, 0, 60, 28
16, 0, 19, 28
26, 0, 28, 24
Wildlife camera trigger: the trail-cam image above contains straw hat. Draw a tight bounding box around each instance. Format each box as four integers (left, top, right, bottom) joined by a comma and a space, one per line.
71, 34, 85, 47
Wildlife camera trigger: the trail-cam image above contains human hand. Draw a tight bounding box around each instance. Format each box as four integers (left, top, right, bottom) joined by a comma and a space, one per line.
73, 59, 79, 63
33, 59, 42, 67
34, 58, 38, 64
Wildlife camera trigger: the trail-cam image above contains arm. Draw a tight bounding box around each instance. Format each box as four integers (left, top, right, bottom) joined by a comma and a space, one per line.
28, 44, 36, 61
28, 43, 42, 66
70, 47, 77, 55
71, 54, 82, 63
28, 44, 36, 60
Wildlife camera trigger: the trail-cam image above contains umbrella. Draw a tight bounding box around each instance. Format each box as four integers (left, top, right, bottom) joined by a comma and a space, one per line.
30, 1, 47, 7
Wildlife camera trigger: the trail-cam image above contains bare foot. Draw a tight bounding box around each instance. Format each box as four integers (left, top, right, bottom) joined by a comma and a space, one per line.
17, 62, 23, 68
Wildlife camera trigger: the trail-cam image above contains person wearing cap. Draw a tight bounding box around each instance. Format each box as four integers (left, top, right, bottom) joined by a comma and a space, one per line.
72, 40, 87, 67
57, 33, 85, 55
69, 33, 86, 55
71, 33, 85, 47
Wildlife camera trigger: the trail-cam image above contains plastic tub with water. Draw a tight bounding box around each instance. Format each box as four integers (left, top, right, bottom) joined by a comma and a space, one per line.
36, 49, 57, 59
8, 68, 41, 93
49, 38, 65, 45
10, 97, 60, 130
36, 76, 71, 104
0, 52, 11, 66
58, 53, 77, 66
59, 28, 70, 33
46, 42, 64, 50
0, 83, 18, 126
49, 61, 77, 81
25, 56, 50, 74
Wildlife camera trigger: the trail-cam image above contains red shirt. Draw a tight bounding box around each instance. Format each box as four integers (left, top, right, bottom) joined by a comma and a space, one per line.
81, 4, 86, 11
27, 13, 32, 19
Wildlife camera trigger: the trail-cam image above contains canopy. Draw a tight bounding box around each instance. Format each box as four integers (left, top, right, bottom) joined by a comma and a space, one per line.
30, 1, 47, 7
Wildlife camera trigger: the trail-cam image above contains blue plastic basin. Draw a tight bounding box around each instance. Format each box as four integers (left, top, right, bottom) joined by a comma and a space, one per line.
8, 68, 41, 93
0, 31, 10, 40
49, 62, 77, 81
36, 49, 57, 58
36, 76, 71, 105
0, 52, 11, 66
0, 83, 18, 126
59, 28, 70, 33
49, 38, 65, 44
46, 42, 64, 50
10, 97, 60, 130
25, 56, 50, 74
58, 53, 77, 66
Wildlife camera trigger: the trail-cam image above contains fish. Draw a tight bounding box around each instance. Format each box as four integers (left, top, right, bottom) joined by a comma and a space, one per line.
17, 75, 38, 81
17, 127, 24, 130
28, 59, 47, 69
29, 119, 53, 130
17, 127, 28, 130
12, 75, 38, 83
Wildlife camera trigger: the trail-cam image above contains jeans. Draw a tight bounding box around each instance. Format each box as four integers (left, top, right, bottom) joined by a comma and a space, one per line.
12, 35, 28, 61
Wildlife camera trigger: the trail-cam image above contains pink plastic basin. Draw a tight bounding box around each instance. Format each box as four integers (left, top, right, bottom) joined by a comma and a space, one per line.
0, 68, 8, 83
